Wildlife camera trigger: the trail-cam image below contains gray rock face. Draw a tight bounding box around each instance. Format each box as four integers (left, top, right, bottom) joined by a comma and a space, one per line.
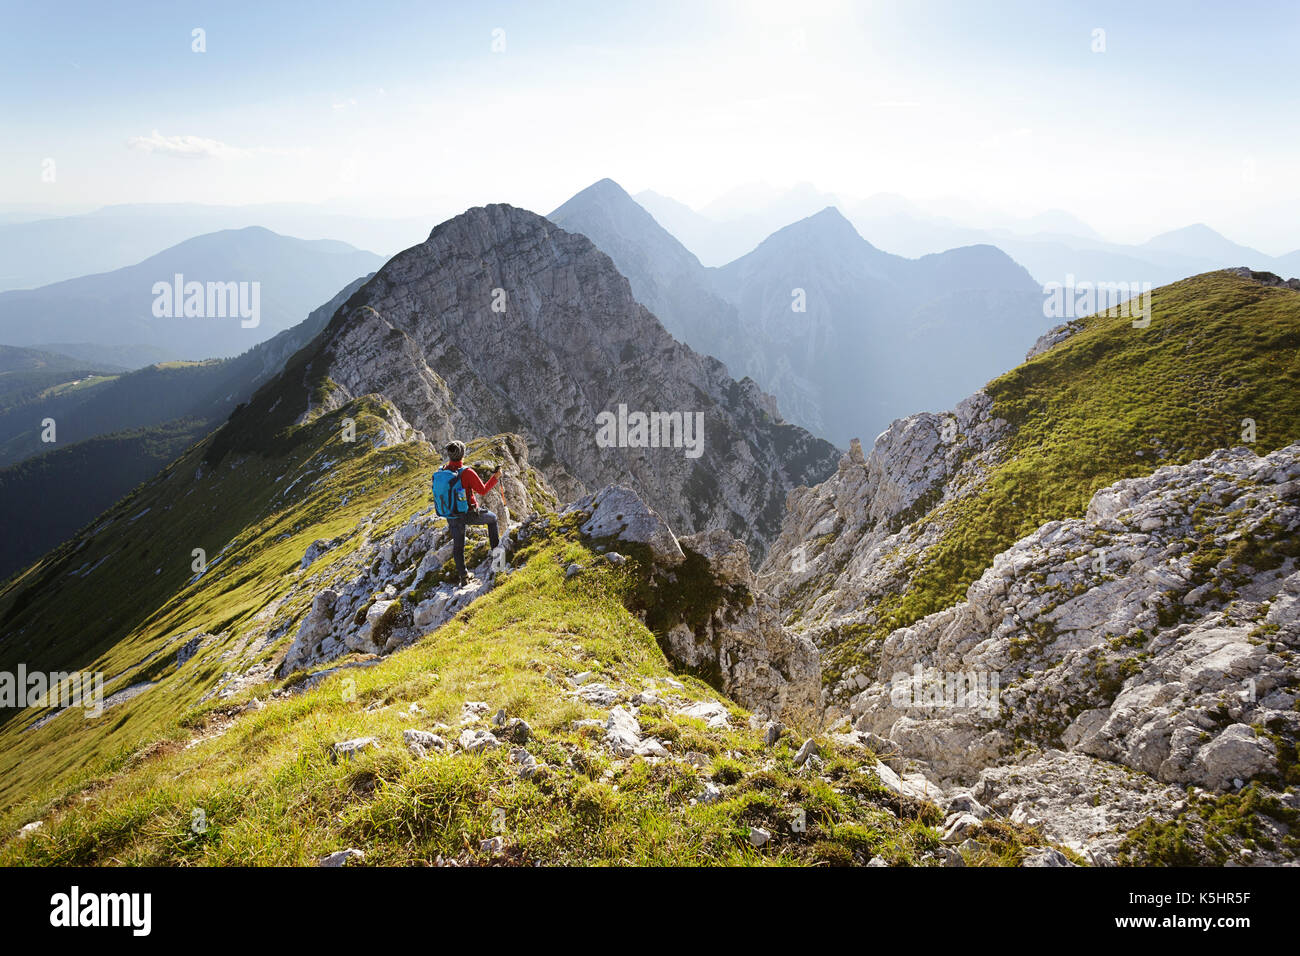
1194, 724, 1276, 789
548, 179, 770, 419
300, 537, 338, 570
566, 487, 822, 723
1022, 847, 1075, 867
679, 529, 751, 586
760, 388, 1008, 647
809, 442, 1300, 862
565, 484, 684, 566
311, 203, 838, 561
846, 442, 1300, 789
764, 368, 1300, 864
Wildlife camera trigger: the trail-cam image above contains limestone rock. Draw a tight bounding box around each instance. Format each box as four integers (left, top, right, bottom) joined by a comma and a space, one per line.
565, 485, 684, 566
403, 729, 448, 756
330, 737, 377, 761
458, 729, 503, 753
319, 848, 365, 867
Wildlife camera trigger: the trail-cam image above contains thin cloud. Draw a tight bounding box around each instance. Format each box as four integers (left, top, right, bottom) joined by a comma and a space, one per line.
127, 130, 251, 160
126, 130, 305, 160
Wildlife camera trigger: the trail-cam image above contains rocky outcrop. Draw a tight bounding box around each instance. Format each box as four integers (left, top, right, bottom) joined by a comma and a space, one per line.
563, 486, 821, 722
847, 444, 1300, 782
564, 484, 684, 566
279, 434, 551, 675
1227, 266, 1300, 292
281, 470, 821, 729
310, 203, 838, 560
1024, 320, 1082, 360
834, 443, 1300, 862
760, 388, 1008, 636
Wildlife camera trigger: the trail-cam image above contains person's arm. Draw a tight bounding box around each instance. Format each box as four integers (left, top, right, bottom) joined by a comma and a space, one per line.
458, 468, 493, 495
460, 466, 500, 495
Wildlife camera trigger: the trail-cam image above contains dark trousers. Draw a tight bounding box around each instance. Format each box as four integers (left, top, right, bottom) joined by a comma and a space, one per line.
448, 509, 499, 577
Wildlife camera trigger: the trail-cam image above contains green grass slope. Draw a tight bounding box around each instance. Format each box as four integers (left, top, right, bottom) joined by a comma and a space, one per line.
0, 523, 1063, 867
824, 270, 1300, 673
0, 392, 434, 814
0, 344, 122, 408
0, 418, 214, 583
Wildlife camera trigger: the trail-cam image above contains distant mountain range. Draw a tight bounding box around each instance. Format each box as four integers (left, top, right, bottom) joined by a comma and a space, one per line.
552, 179, 1047, 445
0, 202, 433, 292
0, 276, 369, 581
636, 184, 1300, 287
0, 227, 384, 367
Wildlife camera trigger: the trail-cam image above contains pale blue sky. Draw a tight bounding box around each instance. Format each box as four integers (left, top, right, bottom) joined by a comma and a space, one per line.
2, 0, 1297, 247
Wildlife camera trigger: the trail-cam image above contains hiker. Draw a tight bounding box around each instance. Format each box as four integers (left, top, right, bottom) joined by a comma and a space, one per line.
431, 440, 502, 587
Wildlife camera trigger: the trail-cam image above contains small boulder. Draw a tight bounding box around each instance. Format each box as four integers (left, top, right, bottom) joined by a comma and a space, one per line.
458, 728, 503, 753
1022, 847, 1076, 867
677, 700, 731, 729
944, 791, 990, 820
1194, 723, 1275, 789
696, 781, 723, 805
679, 529, 753, 587
941, 813, 983, 844
567, 485, 685, 566
319, 848, 365, 867
793, 738, 821, 767
403, 729, 448, 756
510, 747, 540, 779
604, 706, 643, 757
330, 737, 378, 762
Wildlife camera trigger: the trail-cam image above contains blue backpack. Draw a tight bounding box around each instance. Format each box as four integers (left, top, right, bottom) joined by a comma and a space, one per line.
431, 467, 469, 518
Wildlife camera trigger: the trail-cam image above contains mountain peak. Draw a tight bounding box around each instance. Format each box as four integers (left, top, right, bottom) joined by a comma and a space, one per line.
422, 202, 554, 249
557, 178, 636, 210
548, 180, 701, 268
587, 177, 630, 196
758, 204, 871, 252
310, 200, 838, 558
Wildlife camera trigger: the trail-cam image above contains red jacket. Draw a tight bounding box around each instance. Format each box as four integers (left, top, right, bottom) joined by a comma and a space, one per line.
445, 459, 499, 509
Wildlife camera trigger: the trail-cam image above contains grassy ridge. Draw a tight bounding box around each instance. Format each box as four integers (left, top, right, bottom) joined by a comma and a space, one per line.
0, 395, 434, 814
0, 530, 1058, 867
831, 271, 1300, 671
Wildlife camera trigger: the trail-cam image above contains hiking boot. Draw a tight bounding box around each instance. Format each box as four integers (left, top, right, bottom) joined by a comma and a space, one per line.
458, 572, 475, 588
